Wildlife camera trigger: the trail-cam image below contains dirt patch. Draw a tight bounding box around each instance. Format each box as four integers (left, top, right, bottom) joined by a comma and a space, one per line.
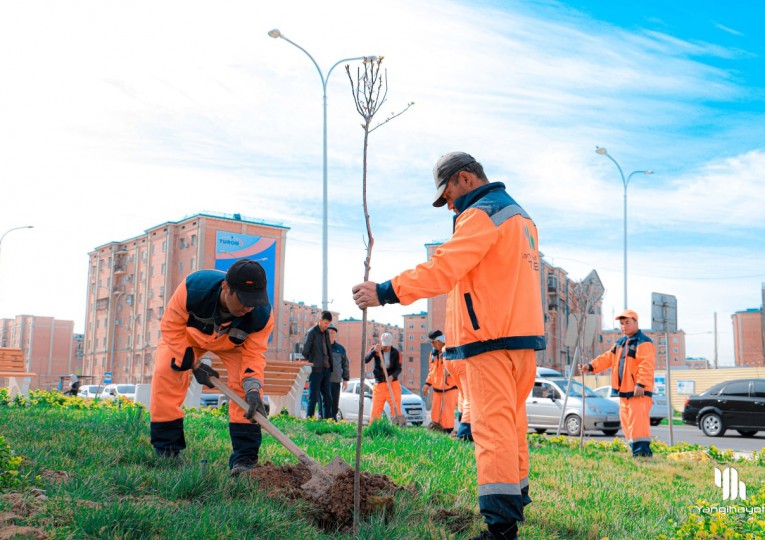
0, 525, 48, 539
1, 491, 46, 518
244, 463, 401, 531
37, 470, 69, 484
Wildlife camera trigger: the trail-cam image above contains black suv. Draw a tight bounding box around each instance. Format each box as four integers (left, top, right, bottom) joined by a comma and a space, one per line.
682, 378, 765, 437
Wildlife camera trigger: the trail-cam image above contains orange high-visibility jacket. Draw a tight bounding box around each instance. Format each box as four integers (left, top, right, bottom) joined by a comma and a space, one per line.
588, 330, 655, 397
377, 183, 546, 359
425, 349, 458, 391
160, 270, 273, 386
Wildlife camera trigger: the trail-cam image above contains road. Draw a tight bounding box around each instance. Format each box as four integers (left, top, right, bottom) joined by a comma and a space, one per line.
576, 424, 765, 454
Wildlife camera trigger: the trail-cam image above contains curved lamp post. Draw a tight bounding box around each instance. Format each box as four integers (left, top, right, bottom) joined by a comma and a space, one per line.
595, 147, 652, 309
0, 225, 34, 260
269, 28, 376, 311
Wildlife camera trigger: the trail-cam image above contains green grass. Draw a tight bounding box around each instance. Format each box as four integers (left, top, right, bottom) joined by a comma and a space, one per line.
3, 396, 765, 539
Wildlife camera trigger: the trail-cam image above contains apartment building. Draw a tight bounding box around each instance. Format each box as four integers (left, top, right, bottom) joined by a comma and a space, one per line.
732, 307, 764, 367
401, 312, 429, 392
0, 315, 77, 390
81, 213, 289, 383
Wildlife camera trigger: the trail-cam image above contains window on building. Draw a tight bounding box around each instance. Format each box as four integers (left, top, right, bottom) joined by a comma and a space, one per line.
139, 271, 144, 281
179, 238, 186, 249
191, 234, 197, 246
179, 261, 184, 274
162, 240, 167, 253
158, 307, 164, 318
190, 257, 196, 270
409, 357, 414, 362
673, 347, 678, 353
409, 324, 414, 329
151, 245, 155, 256
161, 263, 166, 275
150, 266, 154, 277
409, 334, 414, 340
409, 345, 413, 351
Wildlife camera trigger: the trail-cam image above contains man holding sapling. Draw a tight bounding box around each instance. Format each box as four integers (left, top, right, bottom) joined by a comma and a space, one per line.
352, 152, 546, 540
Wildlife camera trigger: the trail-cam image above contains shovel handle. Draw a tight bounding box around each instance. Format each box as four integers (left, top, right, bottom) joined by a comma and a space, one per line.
209, 377, 318, 469
378, 357, 403, 418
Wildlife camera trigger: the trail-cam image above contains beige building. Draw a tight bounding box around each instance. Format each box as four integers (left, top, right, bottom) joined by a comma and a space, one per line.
402, 312, 429, 392
82, 213, 288, 384
0, 315, 77, 390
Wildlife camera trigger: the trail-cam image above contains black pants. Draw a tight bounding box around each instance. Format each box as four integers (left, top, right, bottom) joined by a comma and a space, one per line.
307, 369, 332, 419
330, 382, 343, 420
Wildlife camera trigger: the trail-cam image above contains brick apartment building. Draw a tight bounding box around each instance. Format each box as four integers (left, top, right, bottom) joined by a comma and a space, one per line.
732, 306, 764, 367
279, 301, 339, 361
0, 315, 78, 390
81, 213, 289, 383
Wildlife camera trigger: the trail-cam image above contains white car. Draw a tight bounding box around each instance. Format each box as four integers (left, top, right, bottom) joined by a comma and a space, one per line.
77, 385, 104, 399
100, 383, 137, 401
593, 386, 669, 426
338, 378, 426, 426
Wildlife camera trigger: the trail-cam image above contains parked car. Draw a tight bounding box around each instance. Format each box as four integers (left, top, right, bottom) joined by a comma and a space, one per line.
100, 384, 137, 401
682, 378, 765, 437
526, 377, 621, 436
337, 378, 426, 425
594, 386, 669, 426
77, 385, 103, 399
536, 367, 564, 378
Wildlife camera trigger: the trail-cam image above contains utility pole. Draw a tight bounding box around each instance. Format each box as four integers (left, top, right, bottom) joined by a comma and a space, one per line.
713, 312, 718, 369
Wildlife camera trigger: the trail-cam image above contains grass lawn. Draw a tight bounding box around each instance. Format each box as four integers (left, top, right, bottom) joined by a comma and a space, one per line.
2, 392, 765, 539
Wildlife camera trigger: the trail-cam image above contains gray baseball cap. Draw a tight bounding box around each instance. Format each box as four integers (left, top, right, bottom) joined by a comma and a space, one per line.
432, 151, 477, 207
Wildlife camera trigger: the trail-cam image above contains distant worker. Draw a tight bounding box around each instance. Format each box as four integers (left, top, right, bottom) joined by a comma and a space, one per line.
579, 309, 655, 458
302, 311, 334, 419
68, 373, 81, 397
364, 332, 403, 422
327, 325, 350, 421
422, 330, 458, 433
150, 259, 272, 476
352, 151, 546, 540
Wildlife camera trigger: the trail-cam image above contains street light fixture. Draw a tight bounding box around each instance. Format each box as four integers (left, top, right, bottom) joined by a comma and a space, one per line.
595, 146, 652, 309
268, 28, 377, 311
0, 225, 34, 260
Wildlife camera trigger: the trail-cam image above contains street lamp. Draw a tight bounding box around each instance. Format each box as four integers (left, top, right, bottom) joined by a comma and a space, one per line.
268, 28, 377, 311
0, 225, 34, 260
595, 147, 652, 309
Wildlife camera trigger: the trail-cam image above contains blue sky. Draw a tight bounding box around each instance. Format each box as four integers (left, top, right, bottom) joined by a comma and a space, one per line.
0, 0, 763, 365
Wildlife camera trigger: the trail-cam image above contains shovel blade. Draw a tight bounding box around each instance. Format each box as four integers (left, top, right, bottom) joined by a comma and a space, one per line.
301, 455, 352, 499
393, 414, 407, 427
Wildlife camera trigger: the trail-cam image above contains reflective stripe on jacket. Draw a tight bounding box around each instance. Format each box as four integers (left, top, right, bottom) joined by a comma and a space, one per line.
589, 330, 655, 397
425, 349, 458, 391
379, 182, 545, 359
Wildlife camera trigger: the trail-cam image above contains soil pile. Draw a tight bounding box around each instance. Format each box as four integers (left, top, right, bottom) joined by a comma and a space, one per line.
246, 463, 400, 531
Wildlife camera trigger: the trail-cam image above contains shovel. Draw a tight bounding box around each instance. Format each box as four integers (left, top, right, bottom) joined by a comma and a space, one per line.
209, 377, 351, 498
378, 360, 407, 427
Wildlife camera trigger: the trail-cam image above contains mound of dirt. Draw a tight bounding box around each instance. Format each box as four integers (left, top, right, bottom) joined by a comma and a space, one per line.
245, 463, 401, 531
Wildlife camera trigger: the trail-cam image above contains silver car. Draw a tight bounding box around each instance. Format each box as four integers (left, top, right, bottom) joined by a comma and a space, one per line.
594, 386, 669, 426
526, 377, 621, 436
338, 378, 426, 426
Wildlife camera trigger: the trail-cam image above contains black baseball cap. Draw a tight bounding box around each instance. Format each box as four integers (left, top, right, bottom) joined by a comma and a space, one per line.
225, 259, 270, 307
328, 325, 338, 332
432, 151, 477, 207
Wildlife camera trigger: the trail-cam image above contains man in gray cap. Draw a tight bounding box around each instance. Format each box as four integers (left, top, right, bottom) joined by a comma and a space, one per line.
352, 152, 545, 540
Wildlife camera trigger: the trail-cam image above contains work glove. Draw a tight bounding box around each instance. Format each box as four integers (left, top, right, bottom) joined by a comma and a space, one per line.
244, 390, 267, 421
171, 347, 196, 371
193, 363, 219, 389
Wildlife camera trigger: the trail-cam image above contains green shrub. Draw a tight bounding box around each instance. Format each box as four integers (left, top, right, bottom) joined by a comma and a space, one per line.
0, 434, 23, 490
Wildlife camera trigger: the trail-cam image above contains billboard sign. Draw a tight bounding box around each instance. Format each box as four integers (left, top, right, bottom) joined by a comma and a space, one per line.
215, 231, 276, 306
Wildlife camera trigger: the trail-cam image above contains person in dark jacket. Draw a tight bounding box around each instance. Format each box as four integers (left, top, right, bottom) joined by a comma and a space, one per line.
327, 325, 350, 421
364, 332, 403, 422
302, 311, 333, 419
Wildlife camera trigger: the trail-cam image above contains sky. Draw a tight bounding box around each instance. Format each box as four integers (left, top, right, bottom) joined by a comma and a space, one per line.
1, 0, 764, 366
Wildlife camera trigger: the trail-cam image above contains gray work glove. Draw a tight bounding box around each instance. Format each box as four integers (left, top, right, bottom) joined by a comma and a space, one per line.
193, 363, 219, 389
244, 390, 267, 421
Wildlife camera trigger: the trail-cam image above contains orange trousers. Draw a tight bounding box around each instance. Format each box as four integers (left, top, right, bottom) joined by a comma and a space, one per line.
620, 395, 652, 456
446, 359, 471, 424
430, 388, 459, 429
467, 349, 536, 525
150, 346, 252, 425
370, 380, 403, 422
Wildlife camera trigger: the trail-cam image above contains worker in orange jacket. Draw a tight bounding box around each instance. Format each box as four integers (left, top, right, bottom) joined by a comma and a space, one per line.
422, 329, 459, 433
364, 332, 404, 422
579, 309, 655, 457
150, 259, 273, 476
353, 152, 546, 540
